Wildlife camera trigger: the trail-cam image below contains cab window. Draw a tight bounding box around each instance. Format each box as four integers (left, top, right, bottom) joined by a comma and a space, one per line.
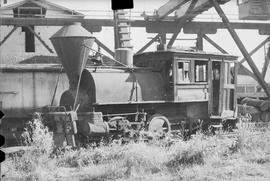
195, 60, 208, 82
177, 61, 190, 83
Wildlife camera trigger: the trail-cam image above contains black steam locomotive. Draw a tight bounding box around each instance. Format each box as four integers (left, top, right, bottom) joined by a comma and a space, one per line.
43, 22, 238, 146
0, 22, 238, 146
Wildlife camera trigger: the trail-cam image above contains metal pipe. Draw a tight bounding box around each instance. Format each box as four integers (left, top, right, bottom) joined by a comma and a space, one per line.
103, 112, 141, 117
50, 66, 63, 106
211, 0, 270, 98
73, 44, 87, 111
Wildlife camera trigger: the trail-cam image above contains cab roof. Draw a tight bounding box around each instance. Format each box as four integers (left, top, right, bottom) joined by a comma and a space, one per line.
134, 49, 238, 61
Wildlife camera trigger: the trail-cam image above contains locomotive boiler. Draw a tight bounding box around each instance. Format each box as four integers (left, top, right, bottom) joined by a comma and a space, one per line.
44, 22, 239, 146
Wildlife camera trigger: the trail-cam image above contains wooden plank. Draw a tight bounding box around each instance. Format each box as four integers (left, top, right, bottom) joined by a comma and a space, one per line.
208, 60, 213, 115
174, 84, 208, 89
189, 60, 195, 82
234, 62, 238, 116
175, 0, 230, 21
156, 0, 189, 19
175, 0, 209, 20
2, 17, 270, 33
219, 60, 225, 114
224, 84, 235, 89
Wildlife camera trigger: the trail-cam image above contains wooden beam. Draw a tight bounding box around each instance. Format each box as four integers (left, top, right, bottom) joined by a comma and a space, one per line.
95, 38, 115, 57
203, 34, 228, 54
262, 55, 270, 78
239, 36, 270, 63
167, 27, 183, 49
211, 0, 270, 98
2, 17, 270, 33
26, 26, 54, 53
0, 26, 18, 46
175, 0, 229, 21
196, 33, 203, 50
156, 0, 189, 19
175, 0, 208, 20
136, 33, 161, 54
167, 0, 198, 49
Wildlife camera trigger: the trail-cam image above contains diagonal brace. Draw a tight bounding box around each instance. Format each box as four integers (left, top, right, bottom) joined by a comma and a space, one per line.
203, 34, 228, 54
240, 36, 270, 63
167, 0, 198, 49
95, 38, 115, 57
0, 26, 18, 46
136, 33, 161, 54
211, 0, 270, 98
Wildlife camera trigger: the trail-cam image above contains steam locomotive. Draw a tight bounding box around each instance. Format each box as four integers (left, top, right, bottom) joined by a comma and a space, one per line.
0, 23, 238, 146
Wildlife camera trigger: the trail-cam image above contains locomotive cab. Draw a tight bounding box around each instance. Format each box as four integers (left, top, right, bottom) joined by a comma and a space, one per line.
134, 50, 238, 121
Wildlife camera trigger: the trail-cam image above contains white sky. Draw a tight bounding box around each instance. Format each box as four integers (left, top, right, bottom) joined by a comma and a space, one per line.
1, 0, 270, 71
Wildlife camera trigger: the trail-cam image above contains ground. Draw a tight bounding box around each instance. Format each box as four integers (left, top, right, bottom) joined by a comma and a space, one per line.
2, 119, 270, 181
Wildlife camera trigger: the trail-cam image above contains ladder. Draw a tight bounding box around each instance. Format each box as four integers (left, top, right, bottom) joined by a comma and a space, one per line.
113, 10, 133, 49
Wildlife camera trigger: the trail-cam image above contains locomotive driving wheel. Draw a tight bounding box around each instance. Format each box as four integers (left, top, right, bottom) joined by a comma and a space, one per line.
147, 114, 171, 135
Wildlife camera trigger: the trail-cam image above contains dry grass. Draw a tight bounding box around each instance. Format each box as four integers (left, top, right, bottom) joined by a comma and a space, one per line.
2, 118, 270, 181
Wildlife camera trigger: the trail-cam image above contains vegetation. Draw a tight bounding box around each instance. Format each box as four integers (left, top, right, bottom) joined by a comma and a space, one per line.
2, 117, 270, 181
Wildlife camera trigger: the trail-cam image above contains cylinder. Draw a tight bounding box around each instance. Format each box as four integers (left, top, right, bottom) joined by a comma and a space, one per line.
87, 122, 109, 135
115, 48, 133, 66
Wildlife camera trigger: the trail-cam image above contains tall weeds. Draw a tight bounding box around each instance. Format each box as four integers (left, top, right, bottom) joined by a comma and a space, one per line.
2, 117, 270, 181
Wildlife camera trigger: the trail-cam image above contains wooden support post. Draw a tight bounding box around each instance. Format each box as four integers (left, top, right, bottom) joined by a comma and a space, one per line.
158, 33, 166, 50
167, 0, 198, 49
262, 55, 270, 78
196, 33, 203, 50
211, 0, 270, 98
136, 33, 161, 54
167, 26, 183, 49
240, 36, 270, 63
26, 26, 54, 53
0, 26, 18, 46
203, 34, 228, 54
95, 38, 115, 57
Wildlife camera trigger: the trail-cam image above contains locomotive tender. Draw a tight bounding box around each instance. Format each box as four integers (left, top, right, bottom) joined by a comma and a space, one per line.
0, 23, 238, 146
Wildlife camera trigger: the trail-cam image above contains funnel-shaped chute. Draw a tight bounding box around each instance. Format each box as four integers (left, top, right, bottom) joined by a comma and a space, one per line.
50, 22, 95, 88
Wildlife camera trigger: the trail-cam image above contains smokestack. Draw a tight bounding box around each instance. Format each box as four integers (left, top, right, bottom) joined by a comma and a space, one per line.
50, 22, 95, 89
